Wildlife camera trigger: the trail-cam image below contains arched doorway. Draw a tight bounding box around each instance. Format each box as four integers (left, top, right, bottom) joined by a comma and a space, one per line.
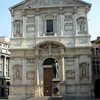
43, 58, 57, 96
94, 79, 100, 98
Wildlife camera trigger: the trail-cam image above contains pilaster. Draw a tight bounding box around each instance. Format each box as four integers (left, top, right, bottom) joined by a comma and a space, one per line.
59, 7, 64, 36
75, 54, 80, 84
73, 7, 78, 35
22, 57, 26, 85
22, 10, 26, 37
36, 9, 40, 37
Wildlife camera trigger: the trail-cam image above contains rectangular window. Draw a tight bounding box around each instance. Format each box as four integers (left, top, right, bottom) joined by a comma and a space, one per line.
46, 20, 53, 32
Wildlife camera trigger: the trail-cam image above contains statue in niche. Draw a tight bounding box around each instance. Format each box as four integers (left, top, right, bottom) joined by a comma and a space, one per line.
52, 60, 59, 78
80, 62, 87, 77
16, 21, 20, 34
77, 17, 86, 32
16, 67, 20, 78
80, 23, 84, 31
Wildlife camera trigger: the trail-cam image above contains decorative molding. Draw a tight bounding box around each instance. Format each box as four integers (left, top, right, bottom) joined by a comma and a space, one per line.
26, 71, 35, 80
66, 57, 74, 62
26, 24, 35, 33
79, 62, 89, 78
27, 58, 35, 64
66, 70, 75, 79
13, 65, 22, 79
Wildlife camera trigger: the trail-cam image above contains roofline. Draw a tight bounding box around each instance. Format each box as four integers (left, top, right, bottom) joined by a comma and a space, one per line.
9, 0, 92, 11
9, 0, 25, 11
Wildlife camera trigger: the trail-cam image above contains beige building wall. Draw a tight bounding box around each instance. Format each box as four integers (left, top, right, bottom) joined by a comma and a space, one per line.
9, 0, 93, 100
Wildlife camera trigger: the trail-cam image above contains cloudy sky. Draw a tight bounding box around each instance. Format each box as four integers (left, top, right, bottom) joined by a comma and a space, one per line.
0, 0, 99, 40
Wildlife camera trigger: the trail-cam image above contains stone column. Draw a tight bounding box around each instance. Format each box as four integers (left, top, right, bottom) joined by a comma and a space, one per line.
4, 56, 6, 77
35, 48, 40, 96
60, 48, 65, 95
8, 57, 10, 77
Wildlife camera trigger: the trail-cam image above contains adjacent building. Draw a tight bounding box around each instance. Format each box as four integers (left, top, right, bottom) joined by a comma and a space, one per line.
9, 0, 92, 100
0, 37, 10, 99
91, 36, 100, 98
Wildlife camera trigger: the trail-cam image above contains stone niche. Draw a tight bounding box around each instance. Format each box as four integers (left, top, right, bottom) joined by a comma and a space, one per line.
79, 62, 89, 83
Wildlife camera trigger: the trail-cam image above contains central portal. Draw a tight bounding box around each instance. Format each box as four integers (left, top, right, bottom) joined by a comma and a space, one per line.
44, 68, 53, 96
43, 58, 56, 96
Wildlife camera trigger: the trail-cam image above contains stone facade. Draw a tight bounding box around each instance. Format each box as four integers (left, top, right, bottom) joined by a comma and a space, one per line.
9, 0, 92, 100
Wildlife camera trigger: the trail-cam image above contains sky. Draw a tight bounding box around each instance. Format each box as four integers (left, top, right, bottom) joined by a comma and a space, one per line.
0, 0, 100, 40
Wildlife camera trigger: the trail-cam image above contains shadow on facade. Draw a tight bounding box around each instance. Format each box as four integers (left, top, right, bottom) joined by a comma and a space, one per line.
94, 79, 100, 98
0, 78, 10, 99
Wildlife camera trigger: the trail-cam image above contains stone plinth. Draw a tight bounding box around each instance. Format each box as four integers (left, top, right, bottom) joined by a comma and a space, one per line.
52, 78, 60, 96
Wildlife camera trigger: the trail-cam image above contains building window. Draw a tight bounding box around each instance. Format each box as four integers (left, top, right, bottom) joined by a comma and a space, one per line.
46, 20, 53, 32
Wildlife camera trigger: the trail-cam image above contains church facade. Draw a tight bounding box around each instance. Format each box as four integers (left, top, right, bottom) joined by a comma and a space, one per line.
9, 0, 92, 100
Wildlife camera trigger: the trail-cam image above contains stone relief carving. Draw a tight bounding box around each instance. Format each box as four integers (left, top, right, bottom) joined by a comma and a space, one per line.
66, 70, 75, 79
79, 62, 89, 78
26, 17, 35, 33
27, 58, 35, 64
77, 17, 87, 32
26, 24, 35, 33
65, 15, 72, 21
64, 15, 73, 31
13, 65, 22, 79
66, 57, 74, 62
26, 71, 35, 80
27, 17, 35, 23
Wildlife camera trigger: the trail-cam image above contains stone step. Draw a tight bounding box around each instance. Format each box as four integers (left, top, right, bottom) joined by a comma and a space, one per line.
27, 96, 51, 100
28, 96, 100, 100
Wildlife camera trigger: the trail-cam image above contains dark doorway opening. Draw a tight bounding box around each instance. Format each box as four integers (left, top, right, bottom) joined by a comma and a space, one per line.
94, 79, 100, 98
1, 88, 5, 97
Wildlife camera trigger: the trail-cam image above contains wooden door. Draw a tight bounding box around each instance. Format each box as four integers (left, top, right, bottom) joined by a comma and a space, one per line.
44, 68, 53, 96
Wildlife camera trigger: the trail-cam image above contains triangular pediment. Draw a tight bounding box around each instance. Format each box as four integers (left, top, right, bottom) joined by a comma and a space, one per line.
9, 0, 91, 10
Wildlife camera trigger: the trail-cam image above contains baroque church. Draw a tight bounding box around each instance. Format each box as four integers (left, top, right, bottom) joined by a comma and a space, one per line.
9, 0, 92, 100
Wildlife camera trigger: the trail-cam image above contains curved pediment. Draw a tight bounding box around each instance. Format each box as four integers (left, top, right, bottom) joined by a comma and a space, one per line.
9, 0, 91, 10
34, 41, 66, 49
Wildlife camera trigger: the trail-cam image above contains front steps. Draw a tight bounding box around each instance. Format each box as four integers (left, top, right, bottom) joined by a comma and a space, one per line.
27, 96, 99, 100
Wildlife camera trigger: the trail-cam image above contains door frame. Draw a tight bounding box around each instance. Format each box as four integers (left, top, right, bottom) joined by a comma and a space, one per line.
43, 65, 52, 96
